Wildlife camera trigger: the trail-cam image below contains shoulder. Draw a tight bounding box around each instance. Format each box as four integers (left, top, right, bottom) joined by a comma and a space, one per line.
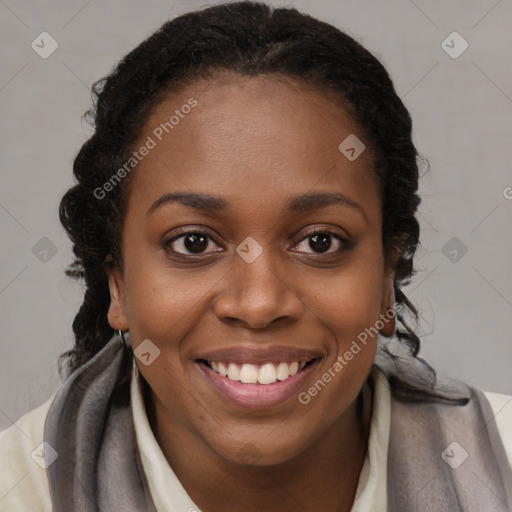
376, 362, 512, 471
0, 392, 58, 511
482, 389, 512, 469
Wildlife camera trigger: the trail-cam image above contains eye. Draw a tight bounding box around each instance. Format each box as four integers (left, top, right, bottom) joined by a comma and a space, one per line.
164, 227, 351, 258
164, 229, 223, 256
292, 229, 350, 255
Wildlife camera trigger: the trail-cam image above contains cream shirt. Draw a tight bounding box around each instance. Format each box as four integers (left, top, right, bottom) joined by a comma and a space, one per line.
1, 360, 511, 511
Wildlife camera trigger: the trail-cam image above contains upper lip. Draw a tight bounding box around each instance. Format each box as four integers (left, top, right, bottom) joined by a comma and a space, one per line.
194, 346, 325, 365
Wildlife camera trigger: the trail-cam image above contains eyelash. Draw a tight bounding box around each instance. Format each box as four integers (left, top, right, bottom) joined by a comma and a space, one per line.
163, 227, 352, 258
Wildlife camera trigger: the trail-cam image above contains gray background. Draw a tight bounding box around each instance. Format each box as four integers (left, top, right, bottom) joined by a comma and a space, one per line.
1, 0, 511, 431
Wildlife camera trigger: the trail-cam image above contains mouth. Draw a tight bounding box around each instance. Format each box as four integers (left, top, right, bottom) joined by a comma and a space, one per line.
196, 357, 320, 384
194, 356, 323, 409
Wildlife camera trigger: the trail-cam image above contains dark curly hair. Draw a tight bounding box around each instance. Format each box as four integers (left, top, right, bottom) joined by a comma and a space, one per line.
58, 0, 446, 400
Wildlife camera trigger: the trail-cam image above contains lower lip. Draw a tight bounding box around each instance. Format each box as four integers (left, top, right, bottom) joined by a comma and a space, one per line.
195, 359, 321, 409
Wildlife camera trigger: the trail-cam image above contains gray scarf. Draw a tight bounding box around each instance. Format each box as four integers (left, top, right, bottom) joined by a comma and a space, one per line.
44, 333, 512, 511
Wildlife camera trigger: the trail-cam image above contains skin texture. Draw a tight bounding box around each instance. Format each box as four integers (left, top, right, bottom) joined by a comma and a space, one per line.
105, 71, 396, 512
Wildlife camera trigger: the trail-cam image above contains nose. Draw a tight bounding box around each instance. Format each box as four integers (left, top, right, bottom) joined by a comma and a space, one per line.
213, 248, 304, 330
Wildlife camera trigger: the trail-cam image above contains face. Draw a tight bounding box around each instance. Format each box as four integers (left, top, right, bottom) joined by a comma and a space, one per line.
106, 71, 396, 466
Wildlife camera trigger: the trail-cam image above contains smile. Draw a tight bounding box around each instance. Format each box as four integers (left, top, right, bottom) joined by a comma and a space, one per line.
195, 357, 323, 409
201, 359, 318, 384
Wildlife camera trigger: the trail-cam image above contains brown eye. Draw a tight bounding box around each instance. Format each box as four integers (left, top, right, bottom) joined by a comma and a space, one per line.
165, 230, 222, 255
293, 230, 349, 255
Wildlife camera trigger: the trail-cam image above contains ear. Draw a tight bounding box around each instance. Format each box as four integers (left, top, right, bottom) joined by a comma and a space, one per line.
379, 250, 399, 338
103, 255, 129, 331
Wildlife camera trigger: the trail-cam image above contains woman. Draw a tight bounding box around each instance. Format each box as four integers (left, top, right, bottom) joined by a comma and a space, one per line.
1, 2, 511, 511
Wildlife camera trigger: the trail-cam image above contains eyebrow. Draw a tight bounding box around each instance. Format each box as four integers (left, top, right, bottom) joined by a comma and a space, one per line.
147, 191, 367, 221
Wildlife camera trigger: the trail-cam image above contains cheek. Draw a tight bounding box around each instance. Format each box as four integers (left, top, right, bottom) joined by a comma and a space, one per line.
123, 232, 385, 350
123, 253, 214, 341
296, 264, 384, 424
300, 256, 385, 351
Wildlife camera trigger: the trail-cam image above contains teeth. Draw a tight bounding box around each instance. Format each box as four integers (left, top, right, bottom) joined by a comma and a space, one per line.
227, 363, 240, 381
276, 362, 289, 380
207, 359, 312, 385
239, 364, 259, 383
257, 363, 277, 384
218, 362, 228, 377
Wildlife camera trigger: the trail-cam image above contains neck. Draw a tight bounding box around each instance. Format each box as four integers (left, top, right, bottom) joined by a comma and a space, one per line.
143, 372, 374, 512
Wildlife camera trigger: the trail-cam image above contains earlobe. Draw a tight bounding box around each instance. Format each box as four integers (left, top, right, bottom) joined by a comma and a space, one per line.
103, 255, 129, 331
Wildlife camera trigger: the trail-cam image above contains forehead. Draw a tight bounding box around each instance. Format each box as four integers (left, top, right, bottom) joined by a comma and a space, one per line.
126, 71, 380, 222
